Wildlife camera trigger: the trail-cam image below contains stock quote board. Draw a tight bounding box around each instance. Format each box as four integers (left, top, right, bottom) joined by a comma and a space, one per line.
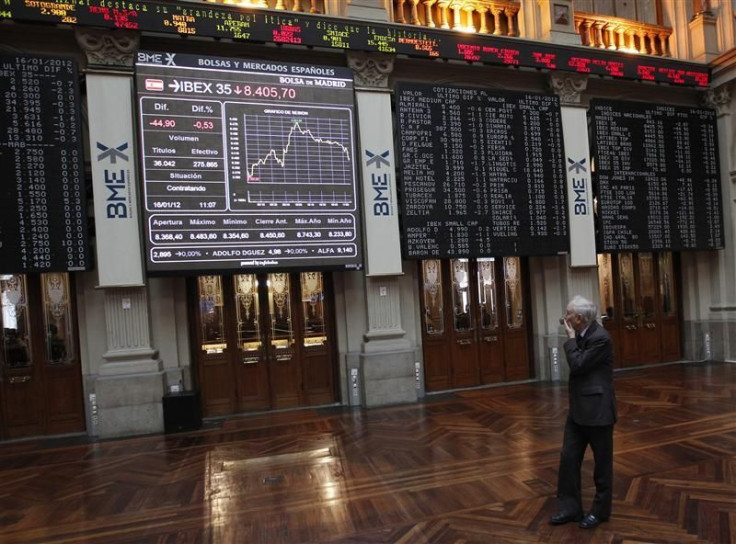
1, 0, 710, 87
591, 99, 723, 252
0, 54, 89, 274
395, 82, 568, 259
135, 52, 362, 273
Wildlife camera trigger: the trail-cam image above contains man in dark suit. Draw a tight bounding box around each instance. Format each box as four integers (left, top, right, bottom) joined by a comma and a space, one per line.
550, 295, 617, 530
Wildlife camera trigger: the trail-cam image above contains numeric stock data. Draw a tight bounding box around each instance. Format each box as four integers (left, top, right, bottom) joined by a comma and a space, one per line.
0, 54, 89, 274
591, 99, 723, 252
135, 52, 362, 273
3, 0, 710, 87
395, 82, 568, 259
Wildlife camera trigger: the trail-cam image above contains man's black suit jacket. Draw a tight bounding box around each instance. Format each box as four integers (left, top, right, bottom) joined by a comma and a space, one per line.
562, 320, 617, 427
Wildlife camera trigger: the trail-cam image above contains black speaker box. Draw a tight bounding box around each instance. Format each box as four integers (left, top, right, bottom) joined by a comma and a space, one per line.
163, 391, 202, 433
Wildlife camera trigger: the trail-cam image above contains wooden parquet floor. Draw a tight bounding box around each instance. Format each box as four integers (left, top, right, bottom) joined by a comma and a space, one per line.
0, 362, 734, 543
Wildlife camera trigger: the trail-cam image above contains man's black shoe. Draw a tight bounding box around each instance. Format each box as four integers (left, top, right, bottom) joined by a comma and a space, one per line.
578, 513, 608, 529
549, 512, 583, 525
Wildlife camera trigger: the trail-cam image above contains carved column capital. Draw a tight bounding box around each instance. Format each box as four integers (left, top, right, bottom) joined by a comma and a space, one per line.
75, 28, 139, 70
702, 83, 733, 116
346, 52, 395, 89
548, 72, 588, 105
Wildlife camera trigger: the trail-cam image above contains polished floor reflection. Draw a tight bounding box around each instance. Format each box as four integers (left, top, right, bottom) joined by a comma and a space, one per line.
0, 362, 734, 543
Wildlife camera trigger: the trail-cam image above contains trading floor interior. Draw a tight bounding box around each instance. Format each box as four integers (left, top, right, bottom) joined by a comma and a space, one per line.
0, 361, 732, 544
1, 0, 736, 541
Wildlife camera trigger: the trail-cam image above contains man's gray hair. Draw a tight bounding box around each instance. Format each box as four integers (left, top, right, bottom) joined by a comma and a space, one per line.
568, 295, 598, 324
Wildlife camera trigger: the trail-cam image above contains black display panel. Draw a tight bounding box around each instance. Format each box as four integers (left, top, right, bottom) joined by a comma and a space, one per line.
135, 52, 362, 272
395, 82, 568, 259
0, 54, 89, 274
1, 0, 709, 87
591, 99, 723, 252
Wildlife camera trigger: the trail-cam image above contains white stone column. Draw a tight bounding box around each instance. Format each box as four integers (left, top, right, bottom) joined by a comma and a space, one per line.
350, 53, 403, 276
550, 72, 598, 302
530, 72, 598, 381
100, 287, 159, 374
363, 276, 408, 349
346, 52, 417, 407
76, 28, 164, 438
697, 84, 736, 361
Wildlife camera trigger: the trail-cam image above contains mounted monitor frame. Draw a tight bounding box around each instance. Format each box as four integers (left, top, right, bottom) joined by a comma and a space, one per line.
134, 51, 363, 274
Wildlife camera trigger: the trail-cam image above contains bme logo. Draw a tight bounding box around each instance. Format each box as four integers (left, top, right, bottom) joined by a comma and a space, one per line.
568, 157, 589, 216
97, 141, 131, 219
365, 149, 393, 217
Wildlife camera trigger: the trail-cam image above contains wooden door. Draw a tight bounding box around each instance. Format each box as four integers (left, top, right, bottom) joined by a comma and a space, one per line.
419, 257, 531, 392
500, 257, 531, 381
192, 275, 234, 416
449, 259, 480, 387
617, 252, 641, 366
266, 272, 301, 408
636, 253, 661, 364
418, 260, 452, 391
0, 273, 85, 439
597, 253, 622, 368
476, 259, 504, 384
193, 271, 336, 417
299, 272, 335, 406
233, 274, 270, 412
597, 252, 681, 367
657, 252, 681, 362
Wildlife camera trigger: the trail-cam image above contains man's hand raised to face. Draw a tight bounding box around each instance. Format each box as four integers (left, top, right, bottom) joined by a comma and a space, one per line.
563, 315, 576, 339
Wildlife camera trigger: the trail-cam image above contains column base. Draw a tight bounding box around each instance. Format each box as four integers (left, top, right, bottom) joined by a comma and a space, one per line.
359, 348, 417, 407
362, 329, 411, 353
95, 346, 165, 438
99, 348, 161, 375
683, 318, 736, 361
534, 332, 567, 381
94, 371, 165, 438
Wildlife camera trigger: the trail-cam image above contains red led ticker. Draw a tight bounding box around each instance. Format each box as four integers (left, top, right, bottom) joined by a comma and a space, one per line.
398, 38, 439, 57
89, 6, 139, 29
457, 43, 481, 62
6, 0, 711, 87
568, 57, 592, 73
658, 67, 687, 85
590, 59, 624, 77
690, 72, 709, 87
637, 65, 656, 80
443, 46, 705, 86
532, 51, 557, 69
273, 25, 302, 44
483, 47, 520, 65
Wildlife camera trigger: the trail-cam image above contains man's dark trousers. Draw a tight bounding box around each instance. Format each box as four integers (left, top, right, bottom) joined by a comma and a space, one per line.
556, 416, 614, 519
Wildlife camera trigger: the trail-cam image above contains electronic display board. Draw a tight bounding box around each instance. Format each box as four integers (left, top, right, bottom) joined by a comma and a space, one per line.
1, 0, 709, 87
395, 82, 568, 259
0, 53, 89, 274
591, 99, 723, 252
135, 51, 361, 272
